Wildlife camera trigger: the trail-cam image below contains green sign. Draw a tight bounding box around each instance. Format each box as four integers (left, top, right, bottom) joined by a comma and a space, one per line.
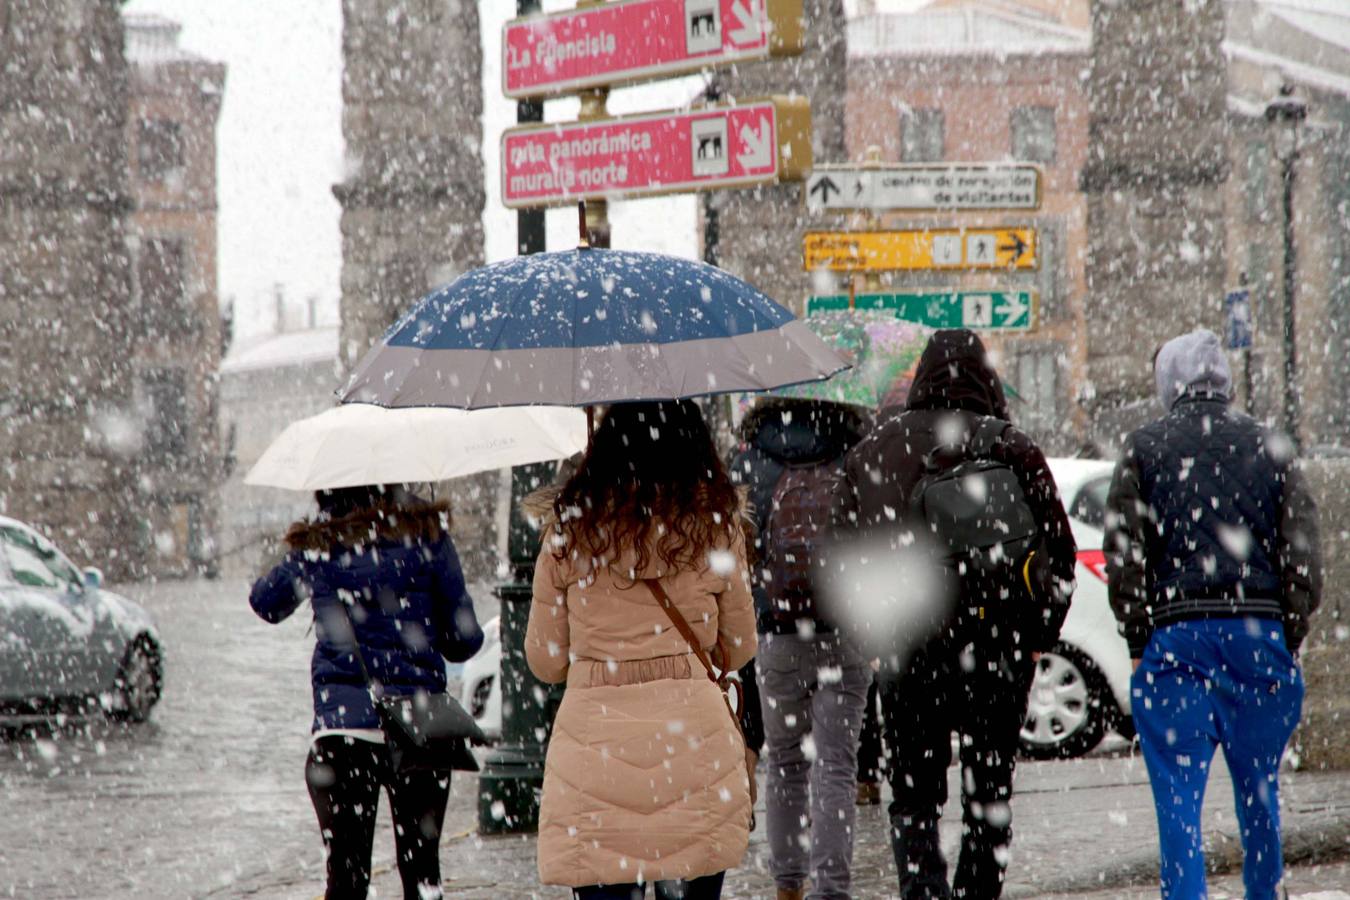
807, 291, 1036, 331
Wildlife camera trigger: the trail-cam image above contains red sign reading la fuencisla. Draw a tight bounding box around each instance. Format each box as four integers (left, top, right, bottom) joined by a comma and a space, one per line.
504, 0, 771, 98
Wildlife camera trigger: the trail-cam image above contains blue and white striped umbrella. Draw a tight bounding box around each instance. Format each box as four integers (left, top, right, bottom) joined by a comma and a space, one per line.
340, 248, 849, 409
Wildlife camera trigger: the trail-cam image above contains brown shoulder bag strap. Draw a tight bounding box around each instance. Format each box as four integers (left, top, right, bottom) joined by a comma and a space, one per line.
643, 577, 718, 681
642, 578, 746, 726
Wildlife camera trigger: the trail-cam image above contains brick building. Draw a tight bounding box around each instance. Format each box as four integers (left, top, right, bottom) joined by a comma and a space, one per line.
124, 14, 229, 576
844, 0, 1350, 455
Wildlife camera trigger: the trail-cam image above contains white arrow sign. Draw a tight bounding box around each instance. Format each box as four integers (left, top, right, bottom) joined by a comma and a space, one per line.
995, 293, 1029, 325
729, 0, 764, 47
804, 164, 1041, 212
738, 116, 772, 169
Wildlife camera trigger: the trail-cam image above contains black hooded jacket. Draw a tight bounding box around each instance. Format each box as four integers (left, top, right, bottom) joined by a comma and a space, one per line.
831, 329, 1077, 653
730, 398, 870, 634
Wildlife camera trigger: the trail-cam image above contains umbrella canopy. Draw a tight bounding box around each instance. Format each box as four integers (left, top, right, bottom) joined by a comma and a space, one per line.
244, 404, 588, 492
770, 311, 931, 409
339, 248, 848, 409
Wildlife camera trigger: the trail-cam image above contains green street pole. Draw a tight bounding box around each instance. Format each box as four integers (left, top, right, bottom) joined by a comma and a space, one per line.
477, 0, 564, 833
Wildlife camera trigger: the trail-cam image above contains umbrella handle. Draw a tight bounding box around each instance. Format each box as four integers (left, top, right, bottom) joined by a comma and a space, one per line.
578, 200, 590, 250
586, 405, 595, 445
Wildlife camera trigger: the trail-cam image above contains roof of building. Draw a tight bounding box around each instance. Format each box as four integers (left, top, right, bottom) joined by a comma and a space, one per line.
124, 13, 206, 66
220, 326, 340, 375
849, 0, 1090, 58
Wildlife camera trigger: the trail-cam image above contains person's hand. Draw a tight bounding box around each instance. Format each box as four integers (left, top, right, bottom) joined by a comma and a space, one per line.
1131, 658, 1141, 673
1031, 651, 1042, 664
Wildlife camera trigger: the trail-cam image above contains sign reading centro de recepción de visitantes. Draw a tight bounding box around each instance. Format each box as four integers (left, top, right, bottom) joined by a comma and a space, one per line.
805, 164, 1041, 213
501, 97, 812, 208
504, 0, 803, 99
808, 291, 1036, 331
803, 228, 1037, 271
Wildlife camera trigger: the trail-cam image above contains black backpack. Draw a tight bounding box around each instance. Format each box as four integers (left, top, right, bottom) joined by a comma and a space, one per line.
762, 460, 840, 627
909, 417, 1038, 583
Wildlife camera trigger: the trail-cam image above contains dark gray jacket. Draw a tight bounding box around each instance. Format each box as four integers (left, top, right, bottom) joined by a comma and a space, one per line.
1104, 331, 1322, 655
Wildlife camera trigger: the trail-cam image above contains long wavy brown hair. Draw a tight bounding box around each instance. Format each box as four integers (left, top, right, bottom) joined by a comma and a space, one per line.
552, 400, 739, 573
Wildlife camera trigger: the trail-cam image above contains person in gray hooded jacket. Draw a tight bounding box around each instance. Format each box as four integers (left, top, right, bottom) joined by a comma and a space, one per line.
1105, 329, 1321, 900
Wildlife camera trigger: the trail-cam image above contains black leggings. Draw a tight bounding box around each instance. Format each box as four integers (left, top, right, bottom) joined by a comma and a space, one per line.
573, 872, 726, 899
305, 736, 450, 900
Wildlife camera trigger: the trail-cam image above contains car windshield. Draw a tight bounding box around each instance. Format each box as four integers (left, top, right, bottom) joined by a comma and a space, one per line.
1069, 475, 1112, 529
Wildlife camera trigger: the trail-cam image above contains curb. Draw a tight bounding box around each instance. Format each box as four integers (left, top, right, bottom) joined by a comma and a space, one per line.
1013, 816, 1350, 896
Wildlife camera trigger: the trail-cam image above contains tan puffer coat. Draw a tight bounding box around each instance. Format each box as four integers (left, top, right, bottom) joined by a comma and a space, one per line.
526, 527, 757, 888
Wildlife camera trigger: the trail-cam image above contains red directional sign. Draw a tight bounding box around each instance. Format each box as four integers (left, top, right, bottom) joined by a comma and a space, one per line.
503, 0, 804, 100
501, 97, 811, 209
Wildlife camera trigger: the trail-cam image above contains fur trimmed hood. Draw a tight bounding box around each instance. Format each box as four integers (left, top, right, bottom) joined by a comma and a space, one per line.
284, 500, 452, 552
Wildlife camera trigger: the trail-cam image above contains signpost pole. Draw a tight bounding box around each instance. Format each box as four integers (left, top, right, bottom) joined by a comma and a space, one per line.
478, 0, 561, 837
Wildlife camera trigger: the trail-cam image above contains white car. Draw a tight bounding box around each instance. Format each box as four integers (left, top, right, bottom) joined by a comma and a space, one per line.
0, 516, 163, 725
459, 615, 502, 740
1018, 458, 1132, 759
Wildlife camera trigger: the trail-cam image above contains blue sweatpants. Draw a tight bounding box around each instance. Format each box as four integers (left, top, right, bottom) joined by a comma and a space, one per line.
1132, 618, 1304, 900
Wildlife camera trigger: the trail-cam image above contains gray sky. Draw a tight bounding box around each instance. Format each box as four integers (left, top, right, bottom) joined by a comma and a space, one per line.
124, 0, 705, 346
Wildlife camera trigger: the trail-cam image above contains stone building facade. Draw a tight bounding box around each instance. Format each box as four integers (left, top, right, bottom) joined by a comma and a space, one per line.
217, 323, 343, 577
335, 0, 486, 368
1080, 0, 1231, 452
0, 1, 143, 577
124, 15, 228, 576
335, 0, 496, 581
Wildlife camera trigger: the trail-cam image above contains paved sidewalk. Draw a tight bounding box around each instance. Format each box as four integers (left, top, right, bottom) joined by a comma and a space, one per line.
276, 740, 1350, 899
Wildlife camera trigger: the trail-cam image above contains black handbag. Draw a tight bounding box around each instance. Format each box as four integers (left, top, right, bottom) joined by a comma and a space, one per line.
339, 601, 486, 774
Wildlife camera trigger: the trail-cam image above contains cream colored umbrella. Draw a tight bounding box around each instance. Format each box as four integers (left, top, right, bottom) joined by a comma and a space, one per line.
245, 404, 587, 491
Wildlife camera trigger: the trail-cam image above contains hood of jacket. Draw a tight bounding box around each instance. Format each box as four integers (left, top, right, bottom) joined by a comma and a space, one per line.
905, 329, 1011, 419
740, 398, 869, 466
284, 500, 451, 552
1155, 329, 1232, 410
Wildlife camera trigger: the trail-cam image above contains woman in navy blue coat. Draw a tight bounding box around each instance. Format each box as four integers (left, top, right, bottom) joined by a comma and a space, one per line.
250, 484, 483, 900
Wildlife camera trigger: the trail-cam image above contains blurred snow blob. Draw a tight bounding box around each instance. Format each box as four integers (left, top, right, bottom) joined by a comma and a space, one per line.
816, 532, 955, 670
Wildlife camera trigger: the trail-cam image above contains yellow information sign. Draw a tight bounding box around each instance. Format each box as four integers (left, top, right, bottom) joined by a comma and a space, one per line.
803, 228, 1038, 272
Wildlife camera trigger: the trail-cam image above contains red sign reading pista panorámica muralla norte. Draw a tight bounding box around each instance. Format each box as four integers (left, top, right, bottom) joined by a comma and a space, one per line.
503, 0, 803, 100
500, 97, 812, 209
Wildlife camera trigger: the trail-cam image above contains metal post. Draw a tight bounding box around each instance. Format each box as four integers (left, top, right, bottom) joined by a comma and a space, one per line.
477, 0, 563, 835
1280, 150, 1300, 452
1266, 86, 1307, 452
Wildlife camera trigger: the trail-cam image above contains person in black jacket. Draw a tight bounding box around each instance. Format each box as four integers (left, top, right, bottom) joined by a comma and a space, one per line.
250, 485, 484, 900
832, 329, 1076, 900
1105, 329, 1321, 900
730, 398, 871, 900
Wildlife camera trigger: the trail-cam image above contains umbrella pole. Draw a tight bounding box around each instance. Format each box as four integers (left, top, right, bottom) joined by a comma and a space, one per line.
586, 405, 596, 444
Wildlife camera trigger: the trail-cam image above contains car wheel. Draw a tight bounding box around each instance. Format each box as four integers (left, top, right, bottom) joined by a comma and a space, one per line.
110, 637, 162, 723
1019, 643, 1111, 759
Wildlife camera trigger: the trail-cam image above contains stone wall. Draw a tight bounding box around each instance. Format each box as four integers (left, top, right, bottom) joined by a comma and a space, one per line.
1294, 458, 1350, 770
335, 0, 485, 367
335, 0, 496, 582
1081, 0, 1230, 454
0, 1, 145, 577
713, 0, 846, 314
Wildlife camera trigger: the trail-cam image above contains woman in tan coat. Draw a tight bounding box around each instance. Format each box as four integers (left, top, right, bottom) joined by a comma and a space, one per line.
526, 400, 758, 900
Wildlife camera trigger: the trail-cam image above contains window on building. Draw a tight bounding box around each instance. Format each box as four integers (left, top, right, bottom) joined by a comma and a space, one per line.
141, 368, 190, 463
139, 238, 192, 339
138, 119, 183, 181
1011, 106, 1057, 164
900, 109, 944, 162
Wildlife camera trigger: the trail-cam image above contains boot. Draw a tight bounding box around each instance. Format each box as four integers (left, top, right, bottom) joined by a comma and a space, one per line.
856, 781, 882, 805
776, 887, 806, 900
